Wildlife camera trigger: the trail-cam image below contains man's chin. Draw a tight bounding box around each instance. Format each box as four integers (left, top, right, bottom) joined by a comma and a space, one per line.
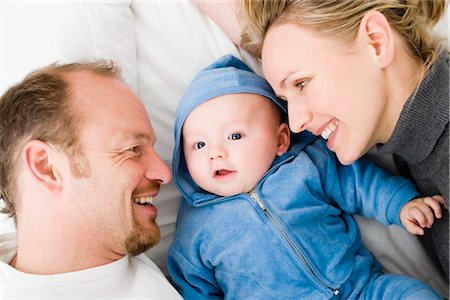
125, 221, 160, 256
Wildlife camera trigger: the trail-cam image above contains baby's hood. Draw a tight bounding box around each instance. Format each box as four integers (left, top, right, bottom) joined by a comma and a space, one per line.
172, 54, 286, 207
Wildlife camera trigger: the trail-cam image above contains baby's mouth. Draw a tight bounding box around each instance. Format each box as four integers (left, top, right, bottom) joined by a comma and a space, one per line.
214, 169, 235, 177
132, 196, 154, 206
321, 119, 339, 140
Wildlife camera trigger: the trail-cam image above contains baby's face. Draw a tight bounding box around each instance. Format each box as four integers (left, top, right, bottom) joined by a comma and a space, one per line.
182, 93, 286, 196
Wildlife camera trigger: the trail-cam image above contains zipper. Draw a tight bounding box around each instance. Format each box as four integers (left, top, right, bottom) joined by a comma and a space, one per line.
249, 189, 340, 297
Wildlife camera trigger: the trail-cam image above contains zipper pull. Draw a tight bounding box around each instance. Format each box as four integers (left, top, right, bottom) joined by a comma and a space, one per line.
249, 191, 266, 211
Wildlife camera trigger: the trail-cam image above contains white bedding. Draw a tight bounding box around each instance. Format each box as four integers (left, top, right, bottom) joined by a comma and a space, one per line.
1, 1, 448, 296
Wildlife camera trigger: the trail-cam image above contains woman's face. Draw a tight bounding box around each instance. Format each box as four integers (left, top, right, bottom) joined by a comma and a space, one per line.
262, 23, 389, 165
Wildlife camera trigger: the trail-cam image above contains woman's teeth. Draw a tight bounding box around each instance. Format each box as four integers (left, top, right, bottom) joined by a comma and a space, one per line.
321, 120, 338, 140
133, 196, 154, 205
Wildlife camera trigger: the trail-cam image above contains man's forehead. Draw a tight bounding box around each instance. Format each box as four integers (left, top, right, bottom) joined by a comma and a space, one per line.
62, 69, 101, 83
64, 71, 118, 95
65, 71, 139, 116
62, 70, 156, 143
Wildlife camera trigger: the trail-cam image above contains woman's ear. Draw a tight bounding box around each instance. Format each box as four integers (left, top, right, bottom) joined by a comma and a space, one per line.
359, 10, 395, 68
23, 140, 63, 193
277, 123, 290, 156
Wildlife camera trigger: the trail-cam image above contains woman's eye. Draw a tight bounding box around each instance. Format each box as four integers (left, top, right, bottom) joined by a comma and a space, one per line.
194, 142, 205, 150
229, 133, 242, 140
295, 80, 309, 92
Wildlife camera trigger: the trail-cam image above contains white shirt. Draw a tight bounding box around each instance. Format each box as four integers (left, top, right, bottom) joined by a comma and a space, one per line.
0, 232, 182, 299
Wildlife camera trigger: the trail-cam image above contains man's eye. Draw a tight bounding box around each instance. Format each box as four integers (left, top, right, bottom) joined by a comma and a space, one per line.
194, 142, 205, 150
229, 133, 241, 140
129, 146, 141, 153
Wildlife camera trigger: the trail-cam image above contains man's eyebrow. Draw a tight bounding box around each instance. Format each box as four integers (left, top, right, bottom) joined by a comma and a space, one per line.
111, 132, 154, 149
135, 132, 158, 146
134, 132, 152, 141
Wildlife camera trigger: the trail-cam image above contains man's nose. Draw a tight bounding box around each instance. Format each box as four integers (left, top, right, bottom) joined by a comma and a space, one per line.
144, 151, 171, 184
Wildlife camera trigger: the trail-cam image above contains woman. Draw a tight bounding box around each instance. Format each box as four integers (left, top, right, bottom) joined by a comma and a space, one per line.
196, 0, 449, 285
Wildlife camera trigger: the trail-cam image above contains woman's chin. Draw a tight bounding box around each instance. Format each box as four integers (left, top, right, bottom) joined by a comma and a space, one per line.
335, 148, 361, 166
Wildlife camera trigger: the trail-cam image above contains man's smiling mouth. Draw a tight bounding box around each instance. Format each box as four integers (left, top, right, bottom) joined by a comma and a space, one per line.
133, 196, 154, 205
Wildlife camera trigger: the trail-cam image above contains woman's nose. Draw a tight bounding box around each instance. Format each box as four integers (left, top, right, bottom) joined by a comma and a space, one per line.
288, 101, 312, 133
144, 151, 172, 184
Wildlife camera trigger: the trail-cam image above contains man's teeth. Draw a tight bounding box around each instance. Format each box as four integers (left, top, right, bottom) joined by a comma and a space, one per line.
321, 121, 338, 140
133, 196, 154, 205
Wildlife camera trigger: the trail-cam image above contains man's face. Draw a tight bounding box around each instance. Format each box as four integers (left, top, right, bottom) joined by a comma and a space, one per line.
63, 71, 171, 256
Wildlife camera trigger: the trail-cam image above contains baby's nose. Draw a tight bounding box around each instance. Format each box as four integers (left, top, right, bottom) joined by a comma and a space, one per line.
209, 147, 226, 160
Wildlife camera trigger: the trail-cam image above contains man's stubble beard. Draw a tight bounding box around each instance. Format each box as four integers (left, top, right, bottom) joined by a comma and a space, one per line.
125, 219, 160, 256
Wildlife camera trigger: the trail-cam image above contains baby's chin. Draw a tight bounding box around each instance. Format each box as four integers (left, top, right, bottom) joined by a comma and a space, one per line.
206, 185, 254, 197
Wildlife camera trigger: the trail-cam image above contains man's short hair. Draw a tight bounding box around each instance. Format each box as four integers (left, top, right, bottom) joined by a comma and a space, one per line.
0, 60, 122, 218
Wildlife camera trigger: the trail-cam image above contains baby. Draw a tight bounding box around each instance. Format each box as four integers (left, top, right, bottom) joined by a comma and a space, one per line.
168, 55, 444, 299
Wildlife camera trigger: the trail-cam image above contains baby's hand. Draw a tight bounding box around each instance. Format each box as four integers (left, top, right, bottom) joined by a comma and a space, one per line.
400, 195, 445, 235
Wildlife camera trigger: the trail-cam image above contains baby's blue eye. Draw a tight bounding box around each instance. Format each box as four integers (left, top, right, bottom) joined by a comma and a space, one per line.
194, 142, 205, 150
229, 133, 241, 140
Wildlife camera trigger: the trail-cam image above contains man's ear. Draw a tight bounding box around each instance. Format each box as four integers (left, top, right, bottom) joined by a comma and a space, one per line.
23, 140, 63, 193
277, 123, 290, 156
359, 10, 395, 68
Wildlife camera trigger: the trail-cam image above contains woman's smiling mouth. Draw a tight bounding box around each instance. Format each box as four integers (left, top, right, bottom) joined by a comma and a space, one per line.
321, 119, 339, 140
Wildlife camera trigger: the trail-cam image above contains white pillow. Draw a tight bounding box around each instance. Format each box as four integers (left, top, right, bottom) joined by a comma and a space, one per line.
1, 1, 137, 93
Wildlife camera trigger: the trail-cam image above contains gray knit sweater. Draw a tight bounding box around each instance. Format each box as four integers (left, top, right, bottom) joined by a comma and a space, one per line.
377, 51, 449, 280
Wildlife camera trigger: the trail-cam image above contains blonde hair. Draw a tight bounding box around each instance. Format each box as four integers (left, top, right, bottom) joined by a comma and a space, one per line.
241, 0, 448, 71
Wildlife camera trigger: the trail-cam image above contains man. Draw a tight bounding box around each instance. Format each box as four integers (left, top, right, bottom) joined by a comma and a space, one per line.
0, 61, 182, 298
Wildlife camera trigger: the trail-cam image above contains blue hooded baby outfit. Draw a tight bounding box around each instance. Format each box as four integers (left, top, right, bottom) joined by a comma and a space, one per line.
168, 55, 442, 299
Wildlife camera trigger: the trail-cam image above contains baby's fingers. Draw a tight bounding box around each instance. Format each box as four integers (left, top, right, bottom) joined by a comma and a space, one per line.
432, 195, 446, 210
408, 206, 434, 228
403, 219, 425, 236
424, 196, 443, 218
